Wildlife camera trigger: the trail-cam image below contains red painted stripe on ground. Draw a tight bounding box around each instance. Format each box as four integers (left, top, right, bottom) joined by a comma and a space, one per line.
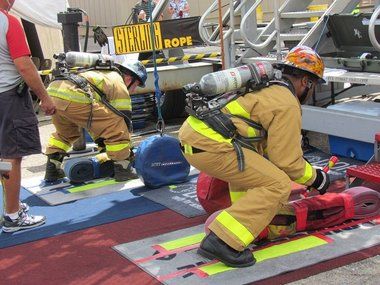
0, 209, 206, 285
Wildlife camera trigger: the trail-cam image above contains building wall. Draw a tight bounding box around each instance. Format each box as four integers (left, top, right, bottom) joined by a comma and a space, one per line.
35, 25, 63, 60
69, 0, 371, 27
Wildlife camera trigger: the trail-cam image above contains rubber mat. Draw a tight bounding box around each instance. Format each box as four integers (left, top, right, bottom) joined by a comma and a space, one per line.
22, 167, 200, 206
303, 147, 364, 181
137, 175, 206, 218
22, 176, 145, 205
113, 217, 380, 285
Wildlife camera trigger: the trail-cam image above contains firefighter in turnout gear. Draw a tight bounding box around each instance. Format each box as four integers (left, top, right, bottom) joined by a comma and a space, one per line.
179, 46, 330, 267
44, 58, 147, 182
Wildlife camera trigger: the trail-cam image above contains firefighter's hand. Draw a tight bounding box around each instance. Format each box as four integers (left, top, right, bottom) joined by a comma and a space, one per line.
311, 168, 330, 195
40, 96, 56, 115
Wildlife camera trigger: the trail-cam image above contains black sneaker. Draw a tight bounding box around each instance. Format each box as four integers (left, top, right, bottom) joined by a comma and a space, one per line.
2, 211, 46, 233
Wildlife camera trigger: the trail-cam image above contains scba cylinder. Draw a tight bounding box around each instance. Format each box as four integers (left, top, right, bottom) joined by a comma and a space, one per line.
65, 51, 113, 68
198, 62, 275, 96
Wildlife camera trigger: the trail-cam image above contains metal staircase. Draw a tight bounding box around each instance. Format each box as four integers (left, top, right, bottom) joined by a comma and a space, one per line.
198, 0, 361, 68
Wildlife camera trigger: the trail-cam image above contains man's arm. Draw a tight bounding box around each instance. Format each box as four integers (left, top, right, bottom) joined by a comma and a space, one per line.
6, 13, 55, 115
14, 56, 56, 115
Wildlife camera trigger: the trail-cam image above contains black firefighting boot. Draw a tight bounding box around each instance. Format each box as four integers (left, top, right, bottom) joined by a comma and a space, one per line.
113, 160, 139, 182
197, 231, 256, 268
44, 153, 66, 182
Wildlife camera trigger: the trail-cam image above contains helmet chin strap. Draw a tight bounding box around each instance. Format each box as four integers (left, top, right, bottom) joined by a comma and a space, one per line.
299, 80, 313, 104
127, 78, 137, 89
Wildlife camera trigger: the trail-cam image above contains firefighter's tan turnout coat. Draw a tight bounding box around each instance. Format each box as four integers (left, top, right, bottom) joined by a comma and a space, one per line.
45, 70, 132, 161
179, 84, 317, 251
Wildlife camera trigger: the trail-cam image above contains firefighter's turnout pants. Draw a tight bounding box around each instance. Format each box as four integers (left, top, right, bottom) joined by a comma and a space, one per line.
184, 149, 291, 251
45, 71, 132, 161
179, 84, 316, 251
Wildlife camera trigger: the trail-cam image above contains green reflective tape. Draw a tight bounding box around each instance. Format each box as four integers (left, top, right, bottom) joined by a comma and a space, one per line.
68, 179, 120, 193
106, 142, 130, 152
48, 87, 98, 103
216, 211, 254, 246
110, 99, 132, 111
295, 162, 313, 184
199, 234, 329, 275
187, 117, 232, 144
229, 191, 246, 203
48, 137, 71, 152
226, 100, 249, 118
158, 233, 205, 251
183, 144, 193, 155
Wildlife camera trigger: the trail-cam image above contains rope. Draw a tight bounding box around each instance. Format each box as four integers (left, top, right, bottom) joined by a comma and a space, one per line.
148, 0, 165, 136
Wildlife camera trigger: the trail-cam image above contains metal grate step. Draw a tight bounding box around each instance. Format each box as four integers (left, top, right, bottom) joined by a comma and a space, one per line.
346, 163, 380, 184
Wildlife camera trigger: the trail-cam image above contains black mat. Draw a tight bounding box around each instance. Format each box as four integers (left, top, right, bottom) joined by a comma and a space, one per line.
303, 147, 364, 181
137, 175, 206, 218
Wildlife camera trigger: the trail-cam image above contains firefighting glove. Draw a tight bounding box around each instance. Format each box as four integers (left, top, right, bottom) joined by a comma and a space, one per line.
93, 26, 108, 47
311, 168, 330, 195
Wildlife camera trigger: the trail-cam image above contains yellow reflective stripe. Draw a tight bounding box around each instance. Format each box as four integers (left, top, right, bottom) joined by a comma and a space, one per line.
48, 87, 94, 104
229, 191, 246, 203
69, 179, 119, 193
216, 210, 254, 246
48, 137, 71, 152
109, 98, 132, 111
247, 127, 256, 137
295, 162, 314, 184
106, 142, 131, 152
225, 100, 249, 118
158, 233, 205, 251
187, 116, 232, 144
86, 72, 105, 90
199, 234, 328, 275
226, 101, 258, 137
183, 144, 193, 155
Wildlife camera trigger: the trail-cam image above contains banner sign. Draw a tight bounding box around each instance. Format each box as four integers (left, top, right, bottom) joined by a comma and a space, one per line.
112, 16, 203, 54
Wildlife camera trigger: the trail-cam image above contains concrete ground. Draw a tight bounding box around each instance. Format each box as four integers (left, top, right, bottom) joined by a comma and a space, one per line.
18, 117, 379, 285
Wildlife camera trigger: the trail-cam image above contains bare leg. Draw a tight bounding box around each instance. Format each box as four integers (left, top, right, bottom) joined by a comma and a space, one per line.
3, 158, 22, 214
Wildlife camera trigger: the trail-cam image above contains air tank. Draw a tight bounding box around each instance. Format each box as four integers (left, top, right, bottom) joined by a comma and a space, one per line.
65, 51, 113, 68
198, 62, 275, 96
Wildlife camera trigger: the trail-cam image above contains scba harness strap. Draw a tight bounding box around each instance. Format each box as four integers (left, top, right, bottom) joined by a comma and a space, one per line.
190, 79, 294, 172
52, 71, 133, 132
202, 111, 265, 171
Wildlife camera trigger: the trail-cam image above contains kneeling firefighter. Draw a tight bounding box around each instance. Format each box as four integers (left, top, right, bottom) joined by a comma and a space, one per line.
179, 46, 331, 267
44, 53, 147, 182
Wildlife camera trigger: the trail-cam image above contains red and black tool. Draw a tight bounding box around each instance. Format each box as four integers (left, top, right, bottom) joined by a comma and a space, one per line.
301, 156, 339, 198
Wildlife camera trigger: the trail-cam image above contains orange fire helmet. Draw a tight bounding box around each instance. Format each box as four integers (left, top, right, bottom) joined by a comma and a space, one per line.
279, 46, 325, 83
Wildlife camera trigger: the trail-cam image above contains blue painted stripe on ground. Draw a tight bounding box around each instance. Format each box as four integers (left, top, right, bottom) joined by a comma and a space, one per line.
0, 186, 165, 248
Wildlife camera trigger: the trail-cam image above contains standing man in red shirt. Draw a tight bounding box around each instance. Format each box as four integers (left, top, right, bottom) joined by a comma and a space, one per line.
0, 0, 56, 232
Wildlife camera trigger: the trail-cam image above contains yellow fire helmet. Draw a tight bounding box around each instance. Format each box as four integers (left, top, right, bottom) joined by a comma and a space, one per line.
280, 46, 325, 83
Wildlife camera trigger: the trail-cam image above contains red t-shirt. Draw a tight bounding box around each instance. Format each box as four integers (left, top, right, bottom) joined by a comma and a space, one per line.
0, 9, 30, 91
1, 9, 30, 59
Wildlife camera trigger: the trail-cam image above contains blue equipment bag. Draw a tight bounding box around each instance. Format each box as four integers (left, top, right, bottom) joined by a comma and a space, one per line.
134, 135, 190, 188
